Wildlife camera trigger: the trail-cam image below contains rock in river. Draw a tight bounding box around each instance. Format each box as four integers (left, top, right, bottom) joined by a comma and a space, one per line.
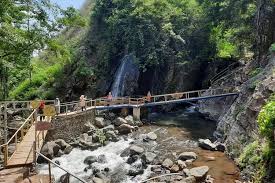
95, 117, 106, 128
198, 139, 216, 151
178, 152, 197, 160
141, 152, 157, 164
144, 132, 157, 141
117, 124, 136, 134
83, 155, 97, 165
129, 145, 144, 155
114, 117, 128, 126
190, 166, 209, 179
162, 158, 173, 169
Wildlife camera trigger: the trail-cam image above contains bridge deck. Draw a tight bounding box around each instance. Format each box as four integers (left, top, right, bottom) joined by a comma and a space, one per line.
6, 123, 47, 167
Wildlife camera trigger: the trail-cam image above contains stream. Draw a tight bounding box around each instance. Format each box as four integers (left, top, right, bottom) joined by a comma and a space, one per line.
38, 107, 240, 183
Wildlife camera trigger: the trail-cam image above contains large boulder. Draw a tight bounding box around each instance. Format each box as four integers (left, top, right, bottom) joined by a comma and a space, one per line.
141, 152, 157, 164
41, 141, 60, 159
162, 158, 173, 169
128, 169, 144, 176
190, 166, 209, 179
55, 139, 70, 150
178, 152, 197, 161
102, 125, 115, 133
84, 155, 98, 165
114, 117, 128, 126
125, 115, 135, 125
144, 132, 157, 141
129, 145, 144, 155
79, 133, 93, 146
105, 130, 119, 142
177, 160, 187, 170
215, 142, 226, 152
170, 164, 180, 173
95, 117, 106, 128
117, 124, 136, 134
198, 139, 216, 151
63, 145, 73, 154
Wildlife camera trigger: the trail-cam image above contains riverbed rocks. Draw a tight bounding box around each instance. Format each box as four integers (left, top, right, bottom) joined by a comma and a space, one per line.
198, 138, 226, 152
189, 166, 209, 180
162, 158, 173, 169
84, 155, 98, 165
178, 152, 197, 160
143, 132, 157, 141
95, 117, 106, 128
114, 117, 128, 126
141, 152, 157, 163
117, 124, 137, 134
129, 145, 144, 155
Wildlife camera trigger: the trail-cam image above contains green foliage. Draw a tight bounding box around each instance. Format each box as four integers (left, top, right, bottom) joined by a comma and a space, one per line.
238, 140, 264, 168
96, 129, 106, 145
258, 98, 275, 140
269, 43, 275, 53
248, 68, 262, 77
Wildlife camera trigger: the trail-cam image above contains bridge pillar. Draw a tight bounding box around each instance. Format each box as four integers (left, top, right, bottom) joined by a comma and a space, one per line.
133, 107, 140, 121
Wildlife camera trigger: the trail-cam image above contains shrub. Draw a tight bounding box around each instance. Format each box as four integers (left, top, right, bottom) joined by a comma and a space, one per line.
269, 43, 275, 53
238, 140, 262, 168
258, 100, 275, 141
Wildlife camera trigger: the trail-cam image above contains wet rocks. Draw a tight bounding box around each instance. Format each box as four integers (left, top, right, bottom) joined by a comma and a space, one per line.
92, 177, 105, 183
143, 132, 157, 141
170, 164, 180, 173
117, 124, 137, 134
95, 117, 106, 128
41, 141, 60, 159
127, 155, 139, 164
125, 115, 135, 125
114, 117, 127, 126
190, 166, 209, 180
177, 160, 187, 170
98, 154, 107, 164
178, 152, 197, 161
128, 169, 144, 176
79, 133, 93, 146
198, 139, 226, 152
129, 145, 144, 155
84, 156, 98, 165
162, 158, 173, 169
198, 139, 216, 151
141, 152, 157, 164
55, 139, 70, 150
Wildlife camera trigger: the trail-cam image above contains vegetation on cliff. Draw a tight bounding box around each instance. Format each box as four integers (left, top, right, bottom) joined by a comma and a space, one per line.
4, 0, 259, 100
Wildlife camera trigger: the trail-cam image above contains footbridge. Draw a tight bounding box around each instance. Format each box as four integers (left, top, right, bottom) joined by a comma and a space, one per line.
0, 87, 238, 182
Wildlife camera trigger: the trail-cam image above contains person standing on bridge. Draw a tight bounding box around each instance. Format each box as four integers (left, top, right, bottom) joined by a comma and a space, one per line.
80, 95, 87, 111
146, 91, 152, 102
39, 100, 45, 121
107, 92, 113, 106
55, 98, 60, 115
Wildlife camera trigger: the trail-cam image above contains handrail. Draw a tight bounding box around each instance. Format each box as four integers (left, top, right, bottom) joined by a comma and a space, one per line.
35, 151, 87, 183
210, 62, 239, 84
0, 109, 37, 166
211, 67, 243, 86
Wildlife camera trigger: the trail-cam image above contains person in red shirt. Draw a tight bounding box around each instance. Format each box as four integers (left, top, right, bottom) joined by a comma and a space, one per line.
39, 100, 45, 121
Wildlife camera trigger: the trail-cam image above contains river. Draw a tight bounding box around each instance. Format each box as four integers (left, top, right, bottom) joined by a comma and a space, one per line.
38, 107, 240, 183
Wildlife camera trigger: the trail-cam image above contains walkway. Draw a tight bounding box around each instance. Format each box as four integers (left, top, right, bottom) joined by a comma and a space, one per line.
0, 87, 238, 169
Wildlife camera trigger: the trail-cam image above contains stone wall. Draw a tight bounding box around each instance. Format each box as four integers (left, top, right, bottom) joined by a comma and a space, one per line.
46, 109, 95, 142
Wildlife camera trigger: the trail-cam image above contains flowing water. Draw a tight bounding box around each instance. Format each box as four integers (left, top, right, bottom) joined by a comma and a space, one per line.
38, 107, 240, 183
111, 55, 139, 97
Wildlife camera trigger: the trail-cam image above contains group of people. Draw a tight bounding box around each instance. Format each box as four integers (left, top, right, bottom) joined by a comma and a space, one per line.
36, 91, 153, 120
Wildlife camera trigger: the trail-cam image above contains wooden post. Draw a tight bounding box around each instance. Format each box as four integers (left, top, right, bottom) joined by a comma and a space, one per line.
48, 161, 52, 183
66, 105, 68, 115
133, 107, 141, 121
4, 144, 8, 167
15, 135, 17, 150
33, 141, 36, 165
4, 102, 7, 143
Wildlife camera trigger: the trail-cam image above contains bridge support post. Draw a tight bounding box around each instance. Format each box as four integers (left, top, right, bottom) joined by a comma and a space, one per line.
133, 107, 140, 121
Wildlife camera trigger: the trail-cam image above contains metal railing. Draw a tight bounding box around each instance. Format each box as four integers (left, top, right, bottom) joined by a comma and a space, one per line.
34, 151, 87, 183
210, 62, 240, 85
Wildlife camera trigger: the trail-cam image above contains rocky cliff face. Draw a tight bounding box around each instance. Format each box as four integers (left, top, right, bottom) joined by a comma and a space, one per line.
199, 55, 275, 180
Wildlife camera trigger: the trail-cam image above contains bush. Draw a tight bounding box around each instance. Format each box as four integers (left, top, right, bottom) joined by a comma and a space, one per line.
238, 141, 262, 168
258, 99, 275, 140
269, 43, 275, 53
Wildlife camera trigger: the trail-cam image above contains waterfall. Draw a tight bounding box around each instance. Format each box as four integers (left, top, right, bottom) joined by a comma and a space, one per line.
111, 55, 139, 97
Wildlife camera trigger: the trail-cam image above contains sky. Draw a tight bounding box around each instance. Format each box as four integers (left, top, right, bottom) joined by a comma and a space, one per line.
51, 0, 86, 9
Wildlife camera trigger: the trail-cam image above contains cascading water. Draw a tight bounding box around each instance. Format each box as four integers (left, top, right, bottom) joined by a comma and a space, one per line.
111, 54, 139, 97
